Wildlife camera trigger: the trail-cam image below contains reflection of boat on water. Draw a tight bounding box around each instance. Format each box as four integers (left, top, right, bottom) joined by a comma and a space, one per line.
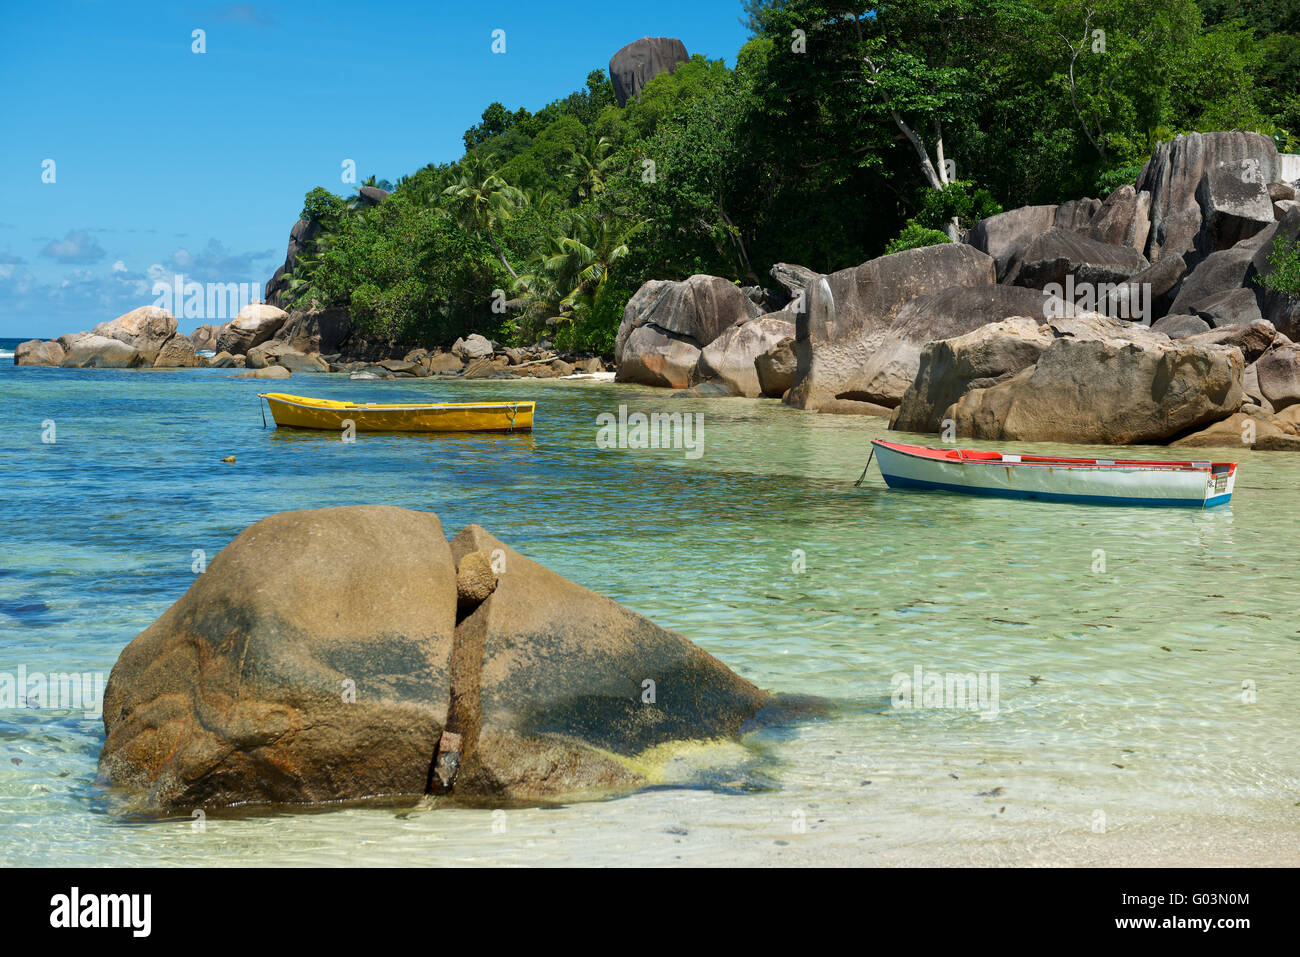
866, 439, 1236, 508
258, 392, 535, 432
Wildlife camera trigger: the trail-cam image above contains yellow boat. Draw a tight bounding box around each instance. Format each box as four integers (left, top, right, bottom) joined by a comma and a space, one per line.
258, 392, 534, 432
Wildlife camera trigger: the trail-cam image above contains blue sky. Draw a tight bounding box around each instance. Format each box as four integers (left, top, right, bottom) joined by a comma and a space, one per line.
0, 1, 752, 339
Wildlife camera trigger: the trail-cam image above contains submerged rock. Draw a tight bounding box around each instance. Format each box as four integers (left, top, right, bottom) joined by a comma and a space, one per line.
98, 507, 769, 812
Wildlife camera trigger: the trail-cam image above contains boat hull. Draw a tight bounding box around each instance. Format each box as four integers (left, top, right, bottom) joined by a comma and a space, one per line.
872, 440, 1234, 508
260, 393, 534, 432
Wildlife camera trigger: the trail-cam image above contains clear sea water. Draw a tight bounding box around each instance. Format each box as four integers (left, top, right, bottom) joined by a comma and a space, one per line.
2, 360, 1297, 866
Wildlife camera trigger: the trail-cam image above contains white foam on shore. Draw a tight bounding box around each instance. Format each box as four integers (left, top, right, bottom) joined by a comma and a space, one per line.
559, 371, 616, 381
0, 351, 13, 359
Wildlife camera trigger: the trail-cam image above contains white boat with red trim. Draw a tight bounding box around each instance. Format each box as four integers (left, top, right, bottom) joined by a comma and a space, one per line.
867, 440, 1236, 508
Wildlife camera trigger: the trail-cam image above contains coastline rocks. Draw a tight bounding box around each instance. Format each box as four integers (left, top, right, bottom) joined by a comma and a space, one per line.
92, 306, 178, 359
755, 337, 797, 398
1012, 227, 1149, 291
59, 335, 147, 369
99, 507, 459, 812
215, 303, 288, 355
273, 306, 352, 356
615, 275, 760, 389
234, 365, 291, 379
452, 334, 495, 361
153, 333, 200, 368
98, 507, 769, 812
1183, 319, 1277, 363
422, 353, 465, 375
846, 285, 1065, 408
208, 351, 243, 368
190, 324, 219, 352
949, 325, 1244, 444
1136, 131, 1280, 263
1254, 344, 1300, 410
1171, 410, 1290, 448
608, 37, 689, 107
784, 243, 995, 411
618, 325, 703, 389
1085, 184, 1152, 252
444, 524, 769, 800
462, 356, 514, 379
14, 339, 66, 367
1150, 314, 1211, 338
1195, 165, 1275, 256
1191, 287, 1263, 328
892, 317, 1054, 434
696, 312, 796, 397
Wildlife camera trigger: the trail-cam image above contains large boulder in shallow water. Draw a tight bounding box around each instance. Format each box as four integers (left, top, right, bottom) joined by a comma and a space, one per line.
14, 339, 65, 366
844, 285, 1066, 408
608, 37, 689, 107
892, 317, 1055, 434
99, 507, 457, 811
784, 244, 995, 411
59, 334, 147, 369
92, 306, 178, 359
756, 336, 797, 398
99, 507, 769, 811
615, 275, 760, 388
949, 320, 1244, 444
443, 524, 769, 800
617, 324, 704, 389
153, 334, 200, 368
215, 303, 288, 355
697, 312, 796, 396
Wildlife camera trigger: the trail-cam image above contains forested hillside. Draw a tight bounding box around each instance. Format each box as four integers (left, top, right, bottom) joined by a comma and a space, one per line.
276, 0, 1300, 355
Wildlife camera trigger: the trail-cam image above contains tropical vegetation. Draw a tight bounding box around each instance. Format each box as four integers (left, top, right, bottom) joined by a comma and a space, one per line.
279, 0, 1300, 354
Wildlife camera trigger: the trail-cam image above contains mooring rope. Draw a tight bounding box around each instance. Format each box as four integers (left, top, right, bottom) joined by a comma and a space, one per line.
853, 444, 876, 487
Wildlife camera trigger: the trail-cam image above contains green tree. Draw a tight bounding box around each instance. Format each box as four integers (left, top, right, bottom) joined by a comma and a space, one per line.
442, 157, 528, 279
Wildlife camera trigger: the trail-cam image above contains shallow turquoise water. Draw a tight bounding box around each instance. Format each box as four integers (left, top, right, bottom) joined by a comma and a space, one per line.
2, 363, 1297, 865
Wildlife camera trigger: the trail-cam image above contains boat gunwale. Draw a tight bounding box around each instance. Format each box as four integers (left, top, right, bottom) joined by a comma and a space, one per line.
259, 392, 536, 414
871, 439, 1236, 474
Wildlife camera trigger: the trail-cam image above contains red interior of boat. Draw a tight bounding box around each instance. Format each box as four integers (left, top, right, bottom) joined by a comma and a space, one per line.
872, 440, 1235, 474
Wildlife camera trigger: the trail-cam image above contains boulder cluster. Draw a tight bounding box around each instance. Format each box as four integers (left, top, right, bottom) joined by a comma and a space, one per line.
98, 506, 769, 813
16, 302, 606, 381
614, 131, 1300, 449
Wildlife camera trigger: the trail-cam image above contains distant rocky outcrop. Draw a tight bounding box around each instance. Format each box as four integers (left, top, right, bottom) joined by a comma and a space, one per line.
608, 37, 689, 107
98, 506, 769, 812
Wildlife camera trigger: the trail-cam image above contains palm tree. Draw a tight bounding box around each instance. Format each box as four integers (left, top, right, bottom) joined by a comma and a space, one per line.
441, 156, 527, 279
564, 135, 615, 202
514, 212, 642, 330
